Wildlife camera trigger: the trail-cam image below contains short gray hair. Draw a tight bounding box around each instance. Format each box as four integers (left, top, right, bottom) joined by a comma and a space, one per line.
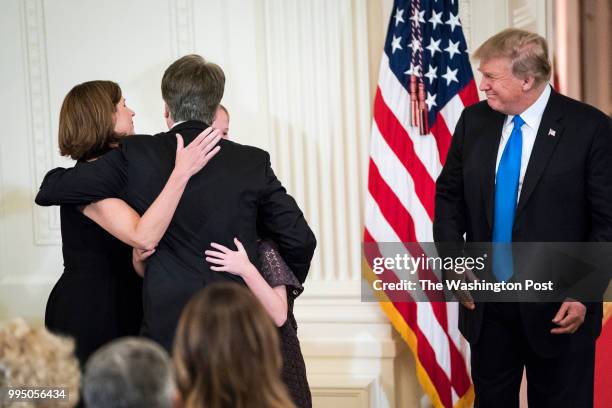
83, 337, 174, 408
161, 54, 225, 124
473, 28, 551, 85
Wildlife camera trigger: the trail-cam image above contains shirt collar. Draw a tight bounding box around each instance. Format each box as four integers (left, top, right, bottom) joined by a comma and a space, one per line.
170, 120, 186, 130
503, 84, 551, 131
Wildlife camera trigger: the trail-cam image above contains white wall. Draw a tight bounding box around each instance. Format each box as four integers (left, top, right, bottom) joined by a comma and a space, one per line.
0, 0, 551, 407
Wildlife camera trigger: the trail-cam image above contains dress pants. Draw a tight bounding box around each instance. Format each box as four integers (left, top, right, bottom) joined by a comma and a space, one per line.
471, 302, 595, 408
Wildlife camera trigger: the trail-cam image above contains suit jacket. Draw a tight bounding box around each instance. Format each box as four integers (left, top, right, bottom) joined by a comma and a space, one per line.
433, 89, 612, 357
36, 120, 317, 350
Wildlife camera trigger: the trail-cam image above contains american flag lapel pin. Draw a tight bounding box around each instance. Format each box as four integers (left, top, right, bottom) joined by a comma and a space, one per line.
548, 128, 556, 137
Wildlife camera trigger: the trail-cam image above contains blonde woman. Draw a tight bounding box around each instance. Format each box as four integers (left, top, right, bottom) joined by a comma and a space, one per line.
0, 318, 81, 407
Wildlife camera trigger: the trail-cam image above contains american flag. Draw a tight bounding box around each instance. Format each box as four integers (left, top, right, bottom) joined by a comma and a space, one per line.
364, 0, 478, 407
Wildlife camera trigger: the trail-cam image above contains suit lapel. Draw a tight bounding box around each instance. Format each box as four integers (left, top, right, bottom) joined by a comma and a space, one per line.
482, 111, 506, 230
515, 91, 564, 217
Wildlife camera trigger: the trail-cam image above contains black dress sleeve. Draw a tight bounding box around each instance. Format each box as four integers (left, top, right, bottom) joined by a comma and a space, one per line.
257, 239, 303, 299
257, 152, 316, 284
35, 148, 128, 206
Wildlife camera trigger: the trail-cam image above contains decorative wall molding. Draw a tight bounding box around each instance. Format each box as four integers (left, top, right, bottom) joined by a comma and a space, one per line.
168, 0, 195, 57
262, 0, 371, 282
458, 0, 473, 51
297, 281, 405, 324
22, 0, 60, 246
23, 0, 195, 246
509, 0, 548, 36
510, 1, 536, 31
310, 375, 386, 408
302, 336, 396, 359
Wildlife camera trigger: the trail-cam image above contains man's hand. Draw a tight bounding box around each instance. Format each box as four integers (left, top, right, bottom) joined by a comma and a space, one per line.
456, 287, 475, 310
551, 300, 586, 334
448, 267, 476, 310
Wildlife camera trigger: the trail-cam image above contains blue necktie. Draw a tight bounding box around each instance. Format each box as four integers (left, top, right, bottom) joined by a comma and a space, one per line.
492, 115, 524, 282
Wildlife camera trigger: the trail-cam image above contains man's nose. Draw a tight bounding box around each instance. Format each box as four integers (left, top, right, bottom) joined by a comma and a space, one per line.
479, 77, 489, 92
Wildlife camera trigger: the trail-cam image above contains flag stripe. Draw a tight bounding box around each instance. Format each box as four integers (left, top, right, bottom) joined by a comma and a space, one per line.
439, 94, 465, 138
378, 54, 444, 179
365, 225, 472, 403
430, 114, 453, 166
368, 159, 417, 242
362, 234, 454, 407
365, 193, 472, 397
365, 192, 403, 243
367, 2, 479, 407
416, 302, 452, 379
397, 301, 454, 407
459, 80, 479, 108
370, 91, 475, 406
370, 121, 433, 241
374, 88, 437, 220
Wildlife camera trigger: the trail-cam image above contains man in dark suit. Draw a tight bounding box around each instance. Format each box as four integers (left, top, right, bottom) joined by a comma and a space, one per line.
36, 55, 317, 351
434, 29, 612, 407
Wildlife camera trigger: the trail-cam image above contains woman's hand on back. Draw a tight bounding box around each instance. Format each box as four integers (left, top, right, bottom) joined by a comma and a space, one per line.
174, 127, 221, 179
205, 238, 257, 278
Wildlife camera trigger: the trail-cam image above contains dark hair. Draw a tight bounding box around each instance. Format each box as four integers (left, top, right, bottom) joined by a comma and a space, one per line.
161, 54, 225, 124
58, 80, 123, 161
173, 283, 295, 408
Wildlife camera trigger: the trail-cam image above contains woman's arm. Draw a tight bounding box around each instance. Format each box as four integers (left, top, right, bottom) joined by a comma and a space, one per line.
82, 129, 221, 250
205, 238, 288, 326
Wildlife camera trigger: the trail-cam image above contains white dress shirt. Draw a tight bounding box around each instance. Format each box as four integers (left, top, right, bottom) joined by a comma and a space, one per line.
170, 120, 186, 129
495, 84, 552, 200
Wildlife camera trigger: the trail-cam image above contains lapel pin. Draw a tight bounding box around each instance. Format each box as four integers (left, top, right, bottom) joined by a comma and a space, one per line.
548, 128, 556, 137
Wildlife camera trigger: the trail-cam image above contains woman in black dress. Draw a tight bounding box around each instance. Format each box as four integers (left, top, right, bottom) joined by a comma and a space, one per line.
205, 238, 312, 408
45, 80, 221, 366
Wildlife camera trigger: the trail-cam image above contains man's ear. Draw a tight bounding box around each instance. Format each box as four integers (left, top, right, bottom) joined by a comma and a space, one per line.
164, 102, 175, 130
522, 75, 536, 92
